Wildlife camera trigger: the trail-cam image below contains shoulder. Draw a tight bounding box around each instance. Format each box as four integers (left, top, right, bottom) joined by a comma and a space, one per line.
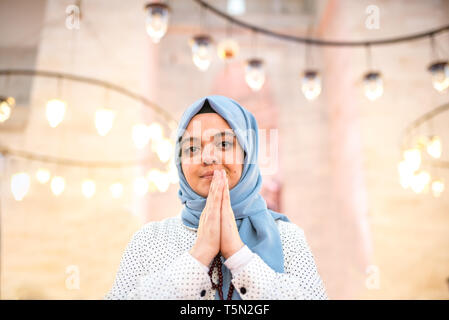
275, 219, 313, 254
126, 214, 192, 248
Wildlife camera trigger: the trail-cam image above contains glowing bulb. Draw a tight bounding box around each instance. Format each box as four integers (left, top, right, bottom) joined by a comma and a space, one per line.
167, 162, 179, 184
0, 96, 15, 123
397, 160, 414, 189
155, 138, 174, 163
426, 135, 442, 159
217, 38, 239, 60
82, 179, 96, 199
301, 70, 321, 100
46, 99, 66, 128
431, 179, 444, 198
403, 148, 421, 172
147, 169, 169, 192
36, 169, 51, 184
134, 176, 149, 196
144, 3, 170, 43
51, 176, 65, 196
11, 172, 30, 201
132, 124, 151, 149
410, 171, 430, 194
363, 71, 383, 100
148, 122, 163, 142
427, 61, 449, 92
245, 59, 265, 91
95, 108, 116, 136
155, 171, 170, 192
110, 182, 124, 199
189, 35, 213, 71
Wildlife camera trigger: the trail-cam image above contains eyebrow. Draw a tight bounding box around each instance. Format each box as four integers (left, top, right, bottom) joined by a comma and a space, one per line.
179, 131, 236, 147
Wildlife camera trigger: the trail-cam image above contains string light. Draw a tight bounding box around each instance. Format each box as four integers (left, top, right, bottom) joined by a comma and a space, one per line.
0, 96, 15, 123
410, 170, 431, 194
403, 147, 422, 173
36, 168, 51, 184
217, 38, 239, 61
46, 99, 67, 128
155, 138, 174, 163
133, 176, 149, 196
148, 122, 163, 143
426, 135, 442, 158
427, 61, 449, 92
147, 169, 170, 192
431, 179, 445, 198
189, 35, 214, 71
363, 71, 383, 101
301, 70, 321, 100
81, 179, 96, 198
245, 58, 265, 91
144, 2, 170, 43
95, 107, 116, 136
51, 176, 66, 196
110, 182, 124, 198
397, 160, 414, 189
132, 123, 151, 149
11, 172, 30, 201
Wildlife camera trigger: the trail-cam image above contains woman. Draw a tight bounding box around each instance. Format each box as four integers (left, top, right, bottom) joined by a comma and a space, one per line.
105, 95, 327, 300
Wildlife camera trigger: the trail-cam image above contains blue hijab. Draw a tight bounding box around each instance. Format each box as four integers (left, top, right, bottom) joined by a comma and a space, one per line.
174, 95, 290, 300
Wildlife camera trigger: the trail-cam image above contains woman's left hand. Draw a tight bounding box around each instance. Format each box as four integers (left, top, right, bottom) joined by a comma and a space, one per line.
219, 169, 245, 259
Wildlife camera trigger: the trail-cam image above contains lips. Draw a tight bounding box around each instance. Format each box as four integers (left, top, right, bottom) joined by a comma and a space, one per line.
200, 170, 215, 178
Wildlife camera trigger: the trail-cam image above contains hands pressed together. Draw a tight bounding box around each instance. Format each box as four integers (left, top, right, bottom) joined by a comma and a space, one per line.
189, 169, 245, 267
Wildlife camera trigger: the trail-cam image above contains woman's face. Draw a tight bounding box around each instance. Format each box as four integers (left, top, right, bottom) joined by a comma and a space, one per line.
180, 113, 245, 198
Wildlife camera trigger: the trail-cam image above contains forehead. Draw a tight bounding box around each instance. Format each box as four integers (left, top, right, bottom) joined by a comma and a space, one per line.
184, 113, 234, 137
185, 113, 231, 131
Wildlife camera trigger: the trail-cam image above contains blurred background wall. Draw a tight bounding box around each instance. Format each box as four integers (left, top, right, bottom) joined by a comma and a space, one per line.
0, 0, 448, 299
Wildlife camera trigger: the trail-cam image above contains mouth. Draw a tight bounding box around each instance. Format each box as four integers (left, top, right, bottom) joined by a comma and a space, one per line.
200, 170, 226, 180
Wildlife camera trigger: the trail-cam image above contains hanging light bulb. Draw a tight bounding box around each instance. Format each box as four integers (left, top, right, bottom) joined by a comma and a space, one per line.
155, 138, 174, 163
245, 58, 265, 91
147, 169, 169, 192
11, 172, 30, 201
0, 96, 15, 123
301, 70, 321, 100
427, 60, 449, 92
167, 162, 179, 184
410, 170, 431, 194
82, 179, 96, 199
46, 99, 66, 128
132, 124, 151, 149
148, 122, 163, 143
431, 179, 445, 198
134, 176, 149, 197
155, 171, 170, 192
189, 35, 213, 71
363, 71, 383, 100
51, 176, 65, 196
144, 2, 170, 43
36, 168, 51, 184
217, 38, 239, 61
426, 135, 442, 159
95, 107, 116, 136
397, 160, 414, 189
403, 148, 421, 172
110, 182, 124, 199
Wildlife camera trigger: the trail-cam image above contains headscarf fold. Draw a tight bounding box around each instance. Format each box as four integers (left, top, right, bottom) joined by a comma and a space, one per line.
174, 95, 290, 300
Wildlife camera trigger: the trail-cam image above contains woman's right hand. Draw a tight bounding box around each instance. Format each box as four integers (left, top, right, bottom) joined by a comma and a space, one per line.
189, 169, 223, 267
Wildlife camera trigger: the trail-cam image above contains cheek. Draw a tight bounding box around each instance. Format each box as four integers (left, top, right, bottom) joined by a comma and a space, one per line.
227, 164, 243, 189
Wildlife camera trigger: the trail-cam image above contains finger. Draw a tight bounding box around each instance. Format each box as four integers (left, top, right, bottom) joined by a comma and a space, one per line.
204, 170, 218, 208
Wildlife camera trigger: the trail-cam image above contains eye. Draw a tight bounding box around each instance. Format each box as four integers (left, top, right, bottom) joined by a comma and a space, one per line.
220, 141, 233, 149
184, 146, 199, 155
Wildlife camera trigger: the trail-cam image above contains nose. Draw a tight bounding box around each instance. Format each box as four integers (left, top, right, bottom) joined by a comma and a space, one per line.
202, 143, 219, 165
